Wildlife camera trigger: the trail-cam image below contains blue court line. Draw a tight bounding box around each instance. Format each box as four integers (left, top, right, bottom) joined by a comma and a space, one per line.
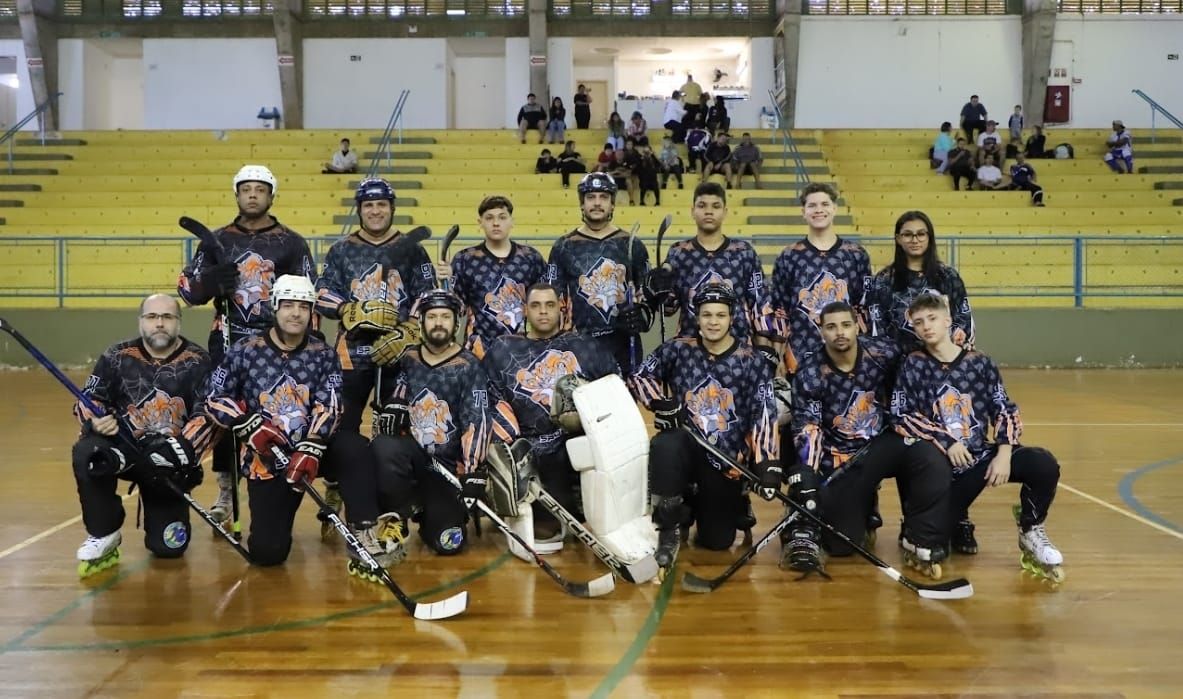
1116, 454, 1183, 534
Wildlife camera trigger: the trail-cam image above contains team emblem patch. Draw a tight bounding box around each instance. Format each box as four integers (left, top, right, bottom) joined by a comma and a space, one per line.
163, 521, 189, 549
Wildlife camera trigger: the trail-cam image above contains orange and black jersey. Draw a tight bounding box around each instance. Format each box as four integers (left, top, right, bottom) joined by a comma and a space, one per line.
792, 337, 900, 477
315, 231, 435, 371
891, 348, 1022, 473
379, 348, 492, 477
632, 337, 779, 470
483, 331, 618, 455
546, 228, 652, 337
866, 264, 975, 354
770, 237, 871, 374
450, 241, 547, 359
662, 236, 776, 343
75, 337, 216, 455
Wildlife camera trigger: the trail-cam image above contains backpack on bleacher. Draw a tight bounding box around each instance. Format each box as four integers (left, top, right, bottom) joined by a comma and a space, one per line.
1054, 143, 1074, 159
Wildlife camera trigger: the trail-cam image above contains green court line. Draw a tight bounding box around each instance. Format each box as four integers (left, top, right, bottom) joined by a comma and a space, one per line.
8, 553, 509, 653
589, 567, 676, 699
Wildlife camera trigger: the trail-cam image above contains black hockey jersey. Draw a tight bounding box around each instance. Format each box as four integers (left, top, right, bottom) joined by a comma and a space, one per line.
76, 337, 216, 454
663, 236, 776, 342
792, 337, 899, 477
315, 231, 435, 371
867, 264, 975, 353
546, 228, 651, 337
450, 241, 547, 359
483, 331, 618, 455
891, 348, 1022, 473
632, 337, 779, 472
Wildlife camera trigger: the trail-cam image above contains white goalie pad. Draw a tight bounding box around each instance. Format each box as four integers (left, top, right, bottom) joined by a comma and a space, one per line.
565, 375, 658, 564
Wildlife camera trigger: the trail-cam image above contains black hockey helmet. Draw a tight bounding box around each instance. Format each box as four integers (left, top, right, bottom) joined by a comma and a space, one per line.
576, 172, 618, 199
692, 282, 737, 311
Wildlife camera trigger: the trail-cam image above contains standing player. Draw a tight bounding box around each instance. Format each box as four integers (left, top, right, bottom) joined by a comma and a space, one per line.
893, 294, 1064, 582
631, 284, 779, 571
483, 283, 618, 551
178, 165, 316, 526
791, 301, 951, 578
72, 294, 215, 576
369, 290, 492, 561
440, 195, 547, 359
546, 172, 654, 373
205, 275, 344, 567
867, 211, 975, 354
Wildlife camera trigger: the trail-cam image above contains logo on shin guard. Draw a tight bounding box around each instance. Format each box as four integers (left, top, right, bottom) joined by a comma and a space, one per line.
163, 521, 189, 549
438, 527, 465, 552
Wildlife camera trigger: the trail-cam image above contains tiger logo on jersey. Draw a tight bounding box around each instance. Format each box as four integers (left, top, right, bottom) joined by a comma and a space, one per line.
351, 263, 405, 308
577, 257, 626, 320
259, 374, 311, 441
797, 271, 849, 324
127, 389, 187, 438
685, 377, 738, 438
513, 349, 581, 409
409, 388, 455, 453
833, 390, 881, 440
233, 251, 276, 322
483, 277, 526, 332
934, 383, 979, 441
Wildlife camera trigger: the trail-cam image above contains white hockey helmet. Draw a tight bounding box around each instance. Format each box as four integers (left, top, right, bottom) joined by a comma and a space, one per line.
270, 274, 316, 312
233, 164, 278, 195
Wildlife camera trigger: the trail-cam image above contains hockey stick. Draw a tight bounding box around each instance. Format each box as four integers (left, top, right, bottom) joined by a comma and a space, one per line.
438, 224, 460, 293
0, 316, 252, 560
527, 479, 660, 584
681, 428, 974, 600
423, 459, 614, 598
654, 214, 672, 343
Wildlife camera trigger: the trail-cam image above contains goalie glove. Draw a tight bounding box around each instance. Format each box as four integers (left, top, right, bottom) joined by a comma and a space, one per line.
371, 321, 422, 367
338, 300, 398, 335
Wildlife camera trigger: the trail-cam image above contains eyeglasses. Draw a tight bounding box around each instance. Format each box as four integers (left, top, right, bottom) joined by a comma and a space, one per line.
897, 231, 929, 241
141, 313, 179, 322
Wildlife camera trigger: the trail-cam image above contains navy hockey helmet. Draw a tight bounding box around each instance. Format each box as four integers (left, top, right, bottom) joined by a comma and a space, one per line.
355, 178, 396, 205
692, 282, 737, 311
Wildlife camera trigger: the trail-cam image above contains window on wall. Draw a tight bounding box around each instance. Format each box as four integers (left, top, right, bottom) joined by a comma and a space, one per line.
806, 0, 1007, 13
1058, 0, 1182, 11
305, 0, 525, 15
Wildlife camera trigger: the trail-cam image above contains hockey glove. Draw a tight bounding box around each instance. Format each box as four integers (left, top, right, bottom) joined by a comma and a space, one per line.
208, 262, 240, 298
374, 399, 410, 437
786, 462, 820, 513
87, 443, 133, 479
141, 434, 202, 491
338, 300, 398, 335
613, 304, 652, 335
754, 460, 784, 501
650, 398, 684, 432
286, 440, 324, 490
645, 266, 675, 303
371, 321, 422, 367
232, 413, 290, 456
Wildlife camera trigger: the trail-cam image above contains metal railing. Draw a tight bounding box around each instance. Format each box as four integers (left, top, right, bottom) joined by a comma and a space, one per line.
1, 235, 1180, 309
1, 92, 63, 174
1131, 89, 1183, 144
766, 89, 809, 188
338, 89, 410, 236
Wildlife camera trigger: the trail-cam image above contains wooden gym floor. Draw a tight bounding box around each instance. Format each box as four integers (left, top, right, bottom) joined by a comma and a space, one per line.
0, 368, 1180, 698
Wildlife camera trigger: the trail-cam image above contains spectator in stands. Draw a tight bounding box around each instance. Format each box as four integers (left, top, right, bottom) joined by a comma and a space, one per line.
1025, 125, 1051, 158
636, 142, 663, 206
557, 140, 587, 189
976, 120, 1004, 169
595, 143, 615, 172
701, 131, 733, 186
680, 74, 704, 125
932, 122, 955, 173
659, 135, 685, 189
960, 94, 988, 144
626, 111, 648, 142
663, 90, 685, 144
1104, 120, 1134, 174
1008, 105, 1024, 143
322, 137, 358, 174
1006, 153, 1046, 206
976, 153, 1004, 190
947, 137, 976, 191
517, 93, 547, 144
535, 148, 557, 175
546, 97, 568, 144
686, 117, 712, 176
730, 132, 763, 190
706, 96, 730, 135
606, 111, 626, 150
573, 84, 592, 130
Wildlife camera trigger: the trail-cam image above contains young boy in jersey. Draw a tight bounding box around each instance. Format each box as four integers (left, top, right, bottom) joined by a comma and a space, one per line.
892, 294, 1064, 582
72, 295, 216, 576
439, 195, 547, 359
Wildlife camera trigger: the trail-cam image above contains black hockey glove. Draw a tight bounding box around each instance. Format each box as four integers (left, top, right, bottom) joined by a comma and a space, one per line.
375, 400, 410, 437
786, 462, 820, 513
754, 460, 784, 501
650, 398, 684, 432
613, 304, 652, 335
208, 262, 240, 298
645, 266, 675, 302
141, 434, 202, 492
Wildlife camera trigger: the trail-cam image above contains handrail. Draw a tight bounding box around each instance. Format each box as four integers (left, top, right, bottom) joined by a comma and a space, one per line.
338, 89, 411, 236
766, 89, 809, 187
1131, 89, 1183, 143
2, 92, 63, 174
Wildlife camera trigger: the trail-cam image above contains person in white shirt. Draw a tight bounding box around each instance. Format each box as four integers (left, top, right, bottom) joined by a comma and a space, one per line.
323, 138, 359, 174
976, 154, 1004, 190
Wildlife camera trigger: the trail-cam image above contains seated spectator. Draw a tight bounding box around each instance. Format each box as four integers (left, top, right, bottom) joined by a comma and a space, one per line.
960, 94, 988, 144
595, 143, 615, 172
663, 91, 685, 144
976, 120, 1004, 168
606, 111, 626, 151
976, 154, 1004, 190
1005, 152, 1046, 206
947, 137, 976, 191
517, 93, 547, 144
932, 122, 955, 173
636, 142, 663, 206
322, 137, 358, 174
659, 136, 685, 189
626, 111, 648, 142
1104, 120, 1134, 174
546, 97, 568, 144
1025, 125, 1051, 158
607, 148, 634, 205
706, 96, 730, 135
685, 118, 711, 175
730, 132, 763, 190
701, 132, 733, 186
557, 140, 587, 189
535, 148, 557, 174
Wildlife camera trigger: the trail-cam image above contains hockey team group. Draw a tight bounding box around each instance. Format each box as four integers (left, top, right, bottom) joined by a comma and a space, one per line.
61, 162, 1066, 612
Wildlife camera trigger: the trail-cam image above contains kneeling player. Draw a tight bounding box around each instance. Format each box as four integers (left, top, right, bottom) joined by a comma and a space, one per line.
72, 294, 215, 576
893, 294, 1064, 582
632, 284, 779, 570
370, 290, 492, 560
206, 275, 343, 567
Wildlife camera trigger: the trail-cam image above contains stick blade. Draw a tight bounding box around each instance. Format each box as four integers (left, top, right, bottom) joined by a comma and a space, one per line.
620, 555, 661, 584
916, 578, 974, 600
412, 590, 469, 620
680, 571, 717, 594
578, 572, 616, 598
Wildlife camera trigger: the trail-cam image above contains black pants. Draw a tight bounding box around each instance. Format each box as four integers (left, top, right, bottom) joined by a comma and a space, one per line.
574, 105, 590, 130
818, 433, 951, 555
952, 445, 1060, 529
559, 161, 587, 187
245, 476, 305, 566
649, 430, 746, 551
72, 435, 192, 558
371, 435, 469, 555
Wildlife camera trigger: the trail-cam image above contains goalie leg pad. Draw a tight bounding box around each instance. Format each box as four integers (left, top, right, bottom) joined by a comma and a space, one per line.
486, 438, 536, 518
